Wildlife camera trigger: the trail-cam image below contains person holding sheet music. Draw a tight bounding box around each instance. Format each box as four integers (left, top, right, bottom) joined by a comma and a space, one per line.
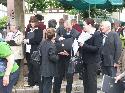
79, 18, 102, 93
24, 16, 43, 87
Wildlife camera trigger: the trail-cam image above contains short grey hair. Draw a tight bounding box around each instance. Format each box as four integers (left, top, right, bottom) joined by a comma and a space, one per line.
101, 21, 111, 30
9, 21, 19, 29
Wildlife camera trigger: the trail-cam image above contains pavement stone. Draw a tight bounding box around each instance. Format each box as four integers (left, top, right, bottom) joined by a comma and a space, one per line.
12, 74, 105, 93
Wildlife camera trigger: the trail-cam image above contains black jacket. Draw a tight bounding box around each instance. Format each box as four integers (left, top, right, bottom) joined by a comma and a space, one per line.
56, 28, 80, 53
25, 28, 43, 53
81, 31, 102, 64
101, 31, 122, 66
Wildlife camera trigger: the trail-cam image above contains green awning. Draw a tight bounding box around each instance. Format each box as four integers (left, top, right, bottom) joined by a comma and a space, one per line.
59, 0, 123, 10
60, 0, 90, 10
84, 0, 107, 4
84, 0, 123, 5
66, 0, 73, 1
110, 0, 123, 5
59, 0, 112, 10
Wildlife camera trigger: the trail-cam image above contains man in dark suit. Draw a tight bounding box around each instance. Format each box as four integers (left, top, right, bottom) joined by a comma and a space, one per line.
53, 20, 80, 93
100, 21, 122, 77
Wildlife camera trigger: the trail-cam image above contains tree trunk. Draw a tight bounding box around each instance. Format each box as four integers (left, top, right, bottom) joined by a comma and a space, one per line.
14, 0, 25, 88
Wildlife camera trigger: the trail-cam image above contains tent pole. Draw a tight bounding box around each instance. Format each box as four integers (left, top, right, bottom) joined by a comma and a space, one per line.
89, 3, 91, 18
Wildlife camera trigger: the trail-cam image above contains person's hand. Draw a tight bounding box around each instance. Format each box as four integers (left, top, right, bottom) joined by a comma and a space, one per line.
3, 75, 10, 86
115, 75, 122, 83
59, 37, 65, 41
58, 50, 69, 56
23, 39, 29, 44
114, 63, 119, 68
58, 52, 65, 55
79, 42, 84, 47
63, 50, 69, 56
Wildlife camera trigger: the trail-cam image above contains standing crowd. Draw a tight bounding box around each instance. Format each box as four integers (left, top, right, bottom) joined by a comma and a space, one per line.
0, 14, 125, 93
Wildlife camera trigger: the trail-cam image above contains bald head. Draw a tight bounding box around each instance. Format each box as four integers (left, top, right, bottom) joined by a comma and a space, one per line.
64, 20, 72, 31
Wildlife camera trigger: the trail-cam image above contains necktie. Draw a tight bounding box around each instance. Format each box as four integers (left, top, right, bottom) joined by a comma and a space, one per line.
102, 33, 107, 46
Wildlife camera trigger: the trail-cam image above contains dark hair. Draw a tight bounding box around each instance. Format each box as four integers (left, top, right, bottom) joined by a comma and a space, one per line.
48, 19, 57, 28
35, 14, 44, 21
46, 28, 55, 40
85, 18, 95, 26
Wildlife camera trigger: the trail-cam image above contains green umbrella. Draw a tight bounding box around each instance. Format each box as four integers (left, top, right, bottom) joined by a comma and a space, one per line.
84, 0, 123, 5
59, 0, 123, 10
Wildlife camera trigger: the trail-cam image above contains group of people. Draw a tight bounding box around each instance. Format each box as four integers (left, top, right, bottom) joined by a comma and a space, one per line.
0, 13, 124, 93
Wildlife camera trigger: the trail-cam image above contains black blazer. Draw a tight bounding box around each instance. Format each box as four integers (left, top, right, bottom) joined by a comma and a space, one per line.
56, 28, 80, 53
25, 28, 43, 53
81, 31, 102, 64
101, 31, 122, 66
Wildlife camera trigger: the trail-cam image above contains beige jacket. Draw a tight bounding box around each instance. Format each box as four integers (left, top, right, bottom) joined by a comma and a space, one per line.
6, 31, 24, 60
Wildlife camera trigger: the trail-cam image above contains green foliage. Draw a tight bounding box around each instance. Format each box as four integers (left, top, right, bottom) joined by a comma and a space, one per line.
0, 16, 8, 30
27, 0, 63, 12
66, 8, 79, 15
26, 0, 74, 12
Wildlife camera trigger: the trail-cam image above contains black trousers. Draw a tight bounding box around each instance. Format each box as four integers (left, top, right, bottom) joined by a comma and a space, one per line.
26, 53, 40, 86
101, 66, 117, 77
53, 57, 73, 93
83, 62, 98, 93
39, 76, 53, 93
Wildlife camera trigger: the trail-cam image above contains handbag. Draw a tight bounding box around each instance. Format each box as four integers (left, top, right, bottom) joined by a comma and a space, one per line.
74, 56, 83, 73
67, 47, 83, 74
68, 56, 83, 74
67, 56, 76, 74
31, 49, 41, 64
30, 41, 43, 64
0, 59, 7, 73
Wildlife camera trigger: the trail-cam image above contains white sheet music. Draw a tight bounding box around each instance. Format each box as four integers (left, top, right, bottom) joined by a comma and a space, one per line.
78, 31, 92, 44
26, 44, 31, 53
72, 38, 79, 56
72, 32, 92, 56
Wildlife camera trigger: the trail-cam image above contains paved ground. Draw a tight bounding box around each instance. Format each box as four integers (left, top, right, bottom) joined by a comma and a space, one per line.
12, 74, 105, 93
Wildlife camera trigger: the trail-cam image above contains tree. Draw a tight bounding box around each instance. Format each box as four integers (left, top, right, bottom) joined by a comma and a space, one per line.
0, 16, 8, 30
25, 0, 73, 12
12, 0, 25, 88
0, 0, 7, 6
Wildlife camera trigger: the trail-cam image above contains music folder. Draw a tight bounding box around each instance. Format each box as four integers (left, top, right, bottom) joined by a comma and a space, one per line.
101, 75, 124, 93
7, 40, 18, 46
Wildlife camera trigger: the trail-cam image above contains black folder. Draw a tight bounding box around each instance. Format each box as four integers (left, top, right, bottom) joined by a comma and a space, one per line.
101, 75, 124, 93
7, 40, 18, 46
